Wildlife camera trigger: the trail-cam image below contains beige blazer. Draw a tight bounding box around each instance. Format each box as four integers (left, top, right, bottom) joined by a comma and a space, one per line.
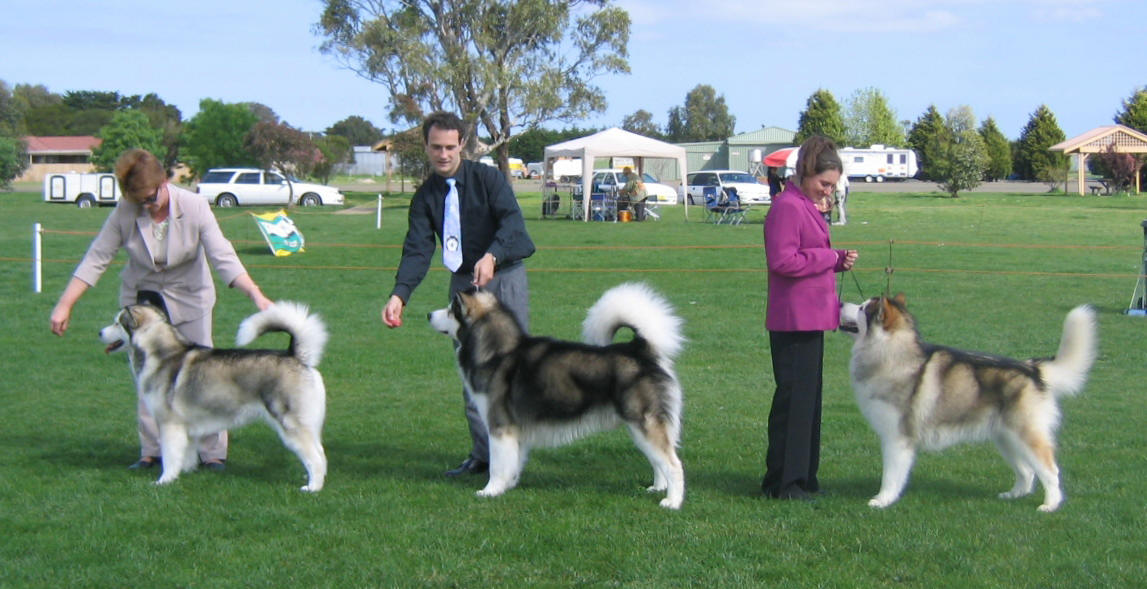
73, 184, 247, 325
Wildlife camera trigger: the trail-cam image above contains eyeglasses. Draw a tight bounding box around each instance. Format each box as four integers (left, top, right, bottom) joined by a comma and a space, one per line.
140, 186, 161, 205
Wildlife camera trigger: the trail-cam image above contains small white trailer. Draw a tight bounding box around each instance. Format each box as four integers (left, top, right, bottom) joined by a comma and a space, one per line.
839, 145, 918, 182
43, 172, 122, 208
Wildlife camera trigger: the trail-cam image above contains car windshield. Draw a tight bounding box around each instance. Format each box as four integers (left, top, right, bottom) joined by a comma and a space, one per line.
719, 172, 757, 183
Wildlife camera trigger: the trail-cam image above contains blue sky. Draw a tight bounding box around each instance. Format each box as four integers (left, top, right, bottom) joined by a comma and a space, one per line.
2, 0, 1142, 142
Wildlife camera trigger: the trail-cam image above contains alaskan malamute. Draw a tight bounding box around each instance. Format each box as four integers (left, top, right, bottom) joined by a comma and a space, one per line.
100, 302, 329, 492
840, 295, 1096, 512
428, 283, 686, 509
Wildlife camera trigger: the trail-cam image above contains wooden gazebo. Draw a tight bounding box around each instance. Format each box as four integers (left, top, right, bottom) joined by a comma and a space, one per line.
1050, 124, 1147, 195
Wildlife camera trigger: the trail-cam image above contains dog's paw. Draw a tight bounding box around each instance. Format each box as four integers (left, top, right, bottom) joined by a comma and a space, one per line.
476, 486, 505, 498
154, 477, 176, 486
659, 497, 682, 510
646, 483, 667, 493
1037, 500, 1062, 513
300, 484, 322, 493
868, 495, 896, 508
998, 489, 1031, 500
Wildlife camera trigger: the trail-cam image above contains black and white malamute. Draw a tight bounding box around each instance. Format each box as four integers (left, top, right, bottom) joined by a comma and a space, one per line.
100, 302, 329, 492
428, 283, 686, 509
840, 295, 1096, 512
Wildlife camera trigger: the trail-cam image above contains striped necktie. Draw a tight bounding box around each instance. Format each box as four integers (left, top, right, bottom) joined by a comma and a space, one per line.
442, 178, 462, 272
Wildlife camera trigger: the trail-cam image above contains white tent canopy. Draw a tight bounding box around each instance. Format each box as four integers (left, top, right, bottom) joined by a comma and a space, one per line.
543, 127, 689, 221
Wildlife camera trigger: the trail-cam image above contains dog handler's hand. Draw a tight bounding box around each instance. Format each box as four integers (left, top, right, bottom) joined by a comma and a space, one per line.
842, 249, 859, 271
50, 304, 71, 336
382, 295, 405, 328
472, 253, 497, 288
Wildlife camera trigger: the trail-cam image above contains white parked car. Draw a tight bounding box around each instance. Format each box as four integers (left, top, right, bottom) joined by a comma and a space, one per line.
578, 169, 679, 205
686, 170, 771, 205
196, 168, 345, 207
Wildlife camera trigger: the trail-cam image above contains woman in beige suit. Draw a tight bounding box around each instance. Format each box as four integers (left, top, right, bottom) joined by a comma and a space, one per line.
49, 149, 273, 471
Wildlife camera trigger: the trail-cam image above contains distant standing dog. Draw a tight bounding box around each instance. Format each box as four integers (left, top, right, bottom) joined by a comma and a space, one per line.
428, 283, 686, 509
100, 302, 329, 492
839, 295, 1096, 512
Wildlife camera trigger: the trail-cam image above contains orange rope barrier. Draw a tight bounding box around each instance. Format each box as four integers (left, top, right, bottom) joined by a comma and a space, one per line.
8, 257, 1140, 281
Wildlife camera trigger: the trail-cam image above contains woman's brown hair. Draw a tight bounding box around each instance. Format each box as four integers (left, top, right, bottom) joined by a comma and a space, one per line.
114, 149, 166, 204
793, 135, 842, 184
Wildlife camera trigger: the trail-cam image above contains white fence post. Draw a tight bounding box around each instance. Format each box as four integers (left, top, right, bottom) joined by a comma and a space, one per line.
376, 194, 383, 230
33, 223, 42, 293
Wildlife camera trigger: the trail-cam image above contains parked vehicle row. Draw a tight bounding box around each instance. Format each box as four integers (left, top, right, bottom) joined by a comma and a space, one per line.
43, 168, 347, 209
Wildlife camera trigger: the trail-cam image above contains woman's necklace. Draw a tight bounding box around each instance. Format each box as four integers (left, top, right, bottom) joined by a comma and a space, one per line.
153, 218, 169, 241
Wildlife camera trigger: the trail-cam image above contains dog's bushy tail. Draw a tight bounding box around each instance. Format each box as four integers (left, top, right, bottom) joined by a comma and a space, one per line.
236, 301, 329, 368
582, 283, 684, 366
1041, 305, 1097, 398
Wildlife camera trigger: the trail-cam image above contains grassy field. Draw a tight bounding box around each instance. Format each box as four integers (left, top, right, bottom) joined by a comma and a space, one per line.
2, 186, 1146, 587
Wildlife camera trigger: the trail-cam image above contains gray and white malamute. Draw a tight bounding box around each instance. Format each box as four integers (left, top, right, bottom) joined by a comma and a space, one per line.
428, 283, 686, 509
100, 302, 329, 492
840, 295, 1096, 512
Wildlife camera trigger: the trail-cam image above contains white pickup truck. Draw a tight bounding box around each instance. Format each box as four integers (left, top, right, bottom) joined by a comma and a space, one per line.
43, 173, 123, 208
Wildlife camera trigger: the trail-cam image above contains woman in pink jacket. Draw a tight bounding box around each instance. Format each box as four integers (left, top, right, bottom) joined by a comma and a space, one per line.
49, 149, 273, 471
761, 136, 858, 500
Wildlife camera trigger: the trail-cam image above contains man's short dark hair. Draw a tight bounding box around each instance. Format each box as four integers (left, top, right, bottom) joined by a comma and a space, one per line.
422, 111, 467, 143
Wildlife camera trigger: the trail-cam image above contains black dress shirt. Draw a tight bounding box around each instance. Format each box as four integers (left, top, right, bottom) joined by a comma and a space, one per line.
390, 159, 535, 303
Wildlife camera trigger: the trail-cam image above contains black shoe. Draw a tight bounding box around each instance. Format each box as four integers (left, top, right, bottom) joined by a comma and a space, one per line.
774, 489, 816, 502
202, 460, 226, 472
445, 457, 488, 477
128, 457, 160, 470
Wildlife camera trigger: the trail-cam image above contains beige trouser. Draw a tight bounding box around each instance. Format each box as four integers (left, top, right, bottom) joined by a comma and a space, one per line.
136, 311, 228, 462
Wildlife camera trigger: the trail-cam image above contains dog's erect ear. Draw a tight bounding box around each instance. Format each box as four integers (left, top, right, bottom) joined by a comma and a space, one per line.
120, 306, 139, 333
892, 292, 907, 307
452, 290, 475, 320
880, 296, 903, 331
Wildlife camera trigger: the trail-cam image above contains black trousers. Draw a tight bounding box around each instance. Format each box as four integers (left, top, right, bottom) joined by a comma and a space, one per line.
762, 330, 824, 497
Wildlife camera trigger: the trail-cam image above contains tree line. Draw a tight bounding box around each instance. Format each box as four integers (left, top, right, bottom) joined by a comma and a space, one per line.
0, 82, 390, 188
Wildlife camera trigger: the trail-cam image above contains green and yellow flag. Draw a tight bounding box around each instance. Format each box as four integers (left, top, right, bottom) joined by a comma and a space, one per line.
251, 209, 305, 257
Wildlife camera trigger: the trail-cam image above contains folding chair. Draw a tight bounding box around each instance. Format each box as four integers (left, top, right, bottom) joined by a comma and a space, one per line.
721, 187, 747, 225
590, 192, 616, 222
703, 186, 724, 224
636, 197, 660, 221
571, 192, 585, 220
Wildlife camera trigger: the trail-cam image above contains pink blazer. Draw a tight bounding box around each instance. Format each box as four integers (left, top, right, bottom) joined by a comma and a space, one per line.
763, 182, 847, 332
72, 184, 248, 325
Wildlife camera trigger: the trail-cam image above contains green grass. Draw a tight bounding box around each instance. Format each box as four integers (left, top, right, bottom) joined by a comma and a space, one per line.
2, 187, 1147, 587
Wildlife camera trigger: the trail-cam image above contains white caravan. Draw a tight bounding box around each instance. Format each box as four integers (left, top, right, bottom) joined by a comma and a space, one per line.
839, 145, 918, 182
43, 173, 122, 208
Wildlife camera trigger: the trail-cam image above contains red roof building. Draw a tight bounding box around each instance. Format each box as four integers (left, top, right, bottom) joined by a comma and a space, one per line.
17, 135, 103, 182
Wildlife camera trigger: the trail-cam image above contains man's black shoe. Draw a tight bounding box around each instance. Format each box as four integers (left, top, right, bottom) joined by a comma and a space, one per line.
445, 458, 489, 477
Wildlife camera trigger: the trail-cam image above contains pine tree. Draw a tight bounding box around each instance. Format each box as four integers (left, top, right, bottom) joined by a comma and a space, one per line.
907, 105, 944, 180
794, 89, 845, 145
1014, 104, 1067, 182
1115, 87, 1147, 133
978, 116, 1013, 181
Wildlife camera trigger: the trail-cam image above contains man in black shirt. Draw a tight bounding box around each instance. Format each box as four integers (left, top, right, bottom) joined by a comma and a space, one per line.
383, 111, 536, 476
